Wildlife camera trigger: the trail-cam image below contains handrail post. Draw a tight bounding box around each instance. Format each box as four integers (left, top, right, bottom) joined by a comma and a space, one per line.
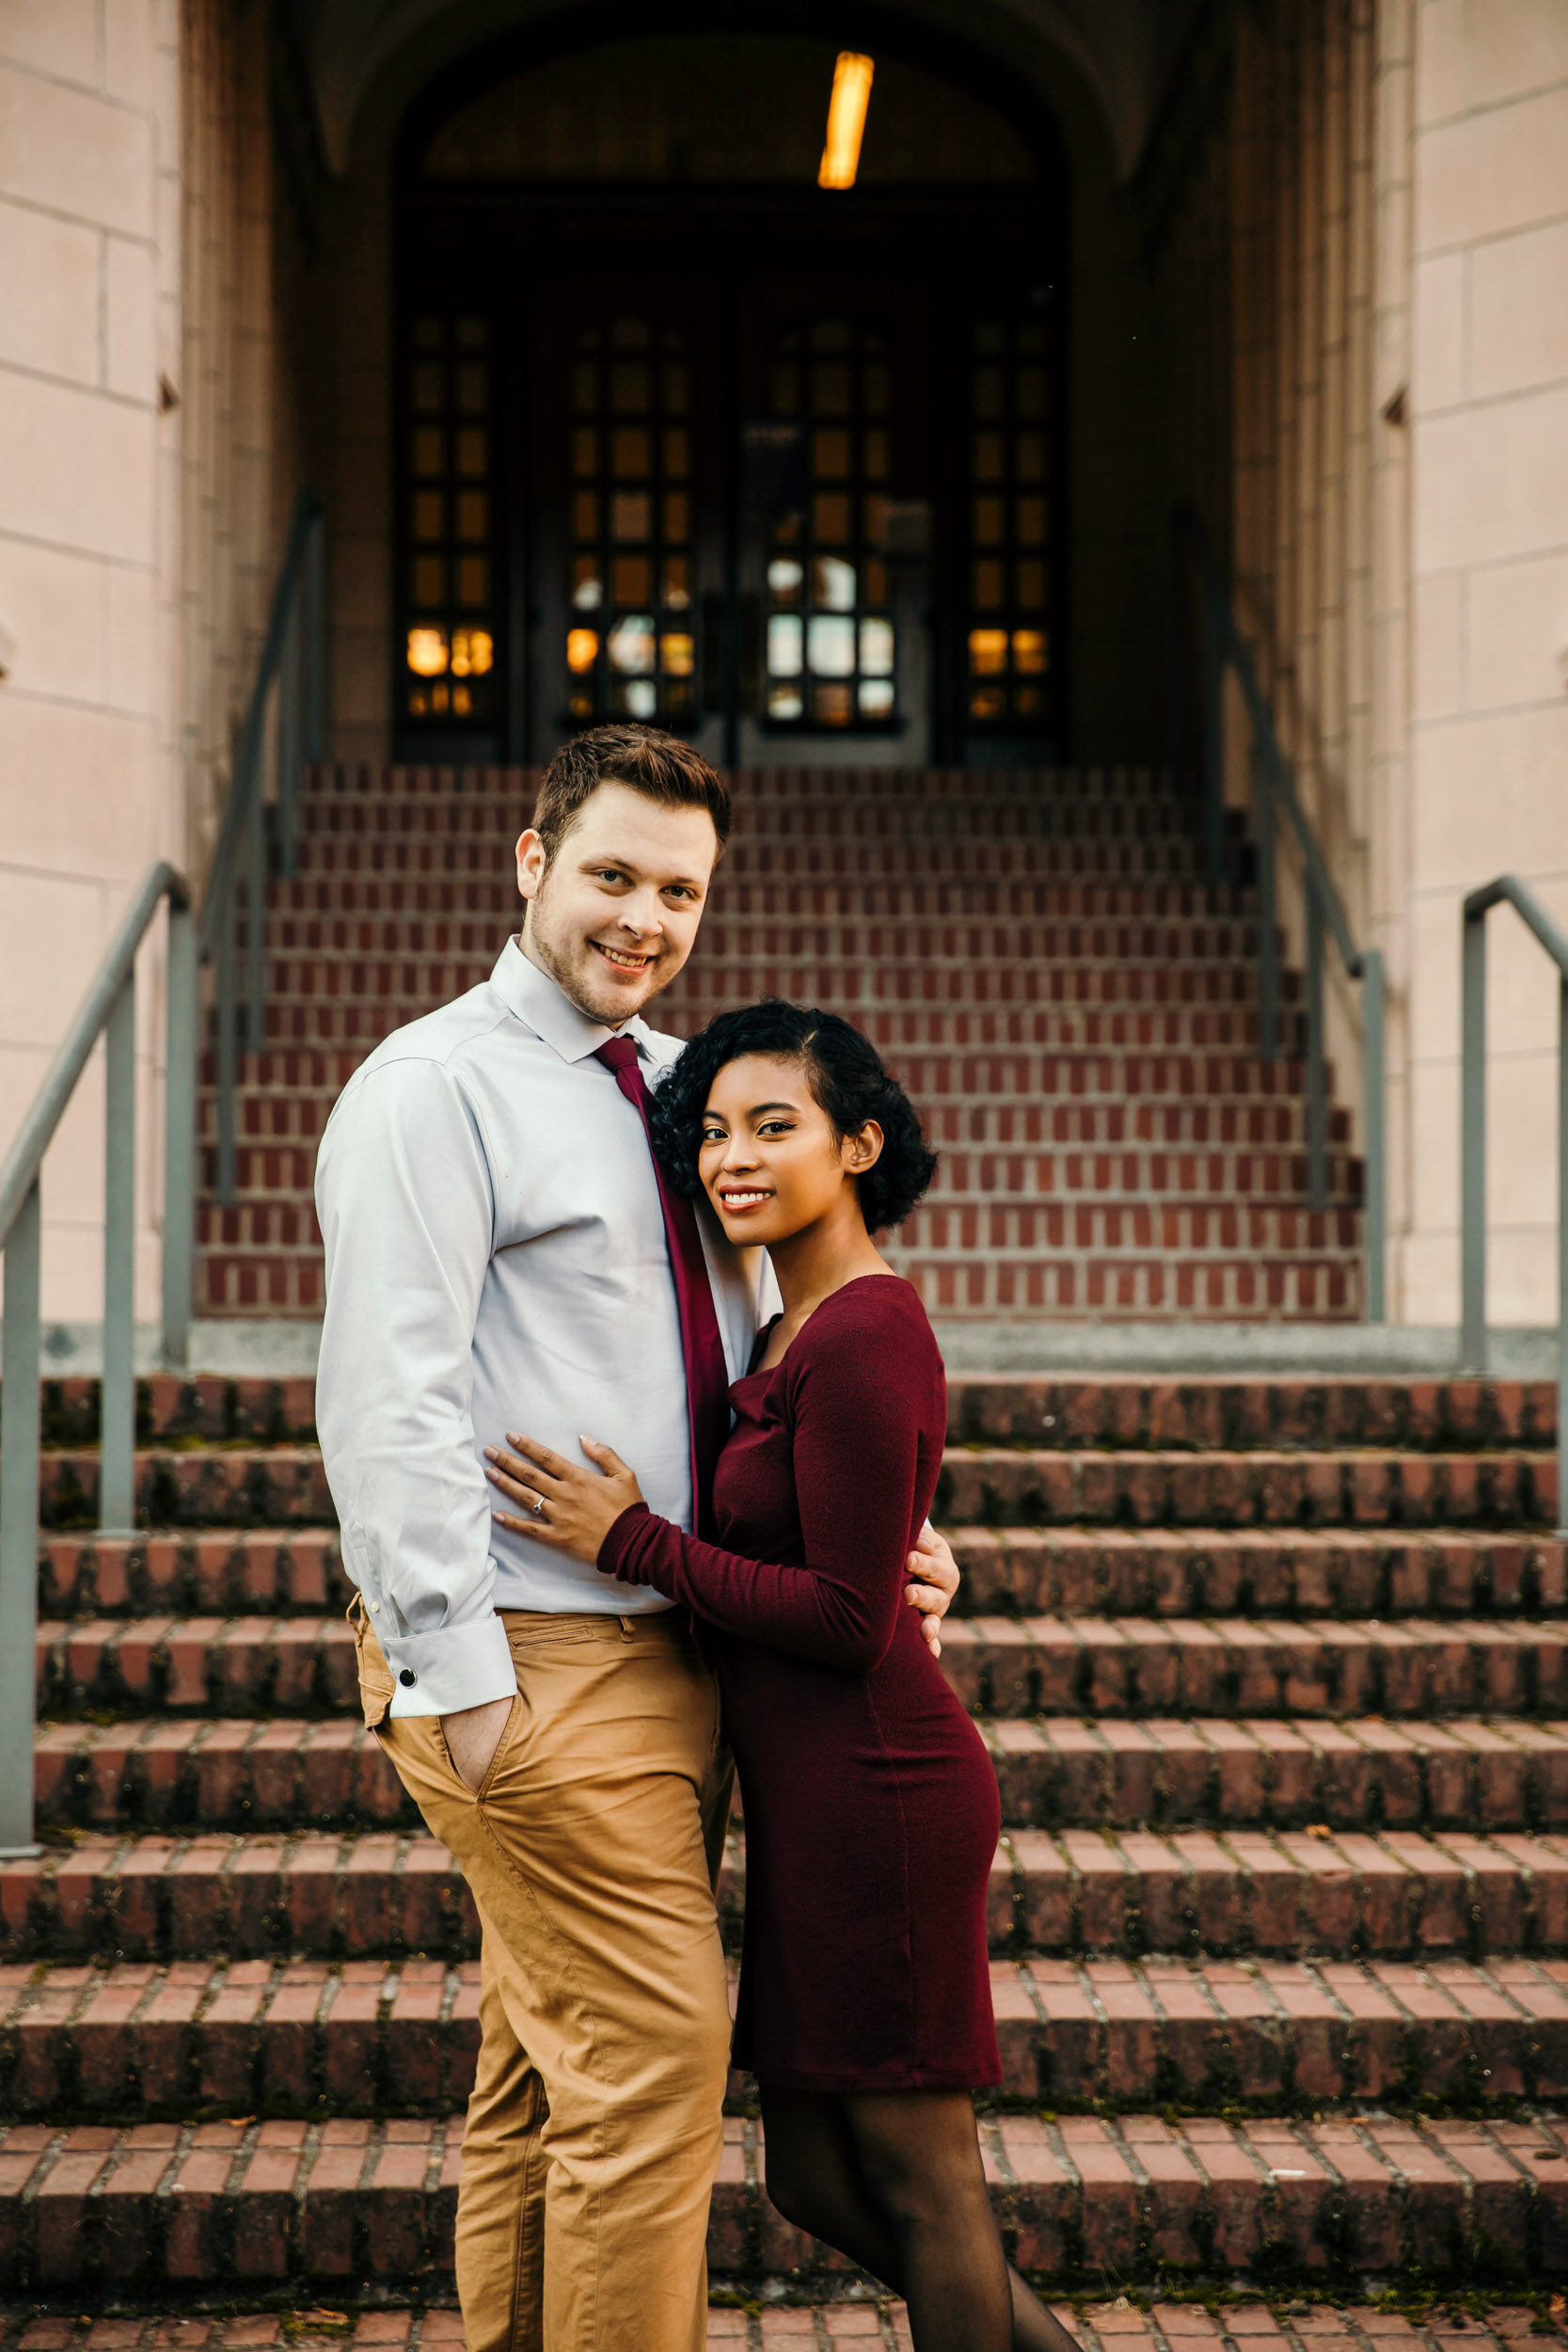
1460, 900, 1488, 1372
162, 898, 197, 1366
1306, 889, 1327, 1212
100, 969, 137, 1533
0, 1178, 43, 1856
1254, 744, 1278, 1063
1362, 946, 1386, 1322
216, 902, 238, 1206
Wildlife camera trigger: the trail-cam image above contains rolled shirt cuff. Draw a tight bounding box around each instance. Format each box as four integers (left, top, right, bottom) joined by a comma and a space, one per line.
382, 1610, 517, 1717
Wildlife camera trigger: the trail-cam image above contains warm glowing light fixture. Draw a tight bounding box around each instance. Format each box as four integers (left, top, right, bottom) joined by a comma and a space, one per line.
818, 52, 874, 190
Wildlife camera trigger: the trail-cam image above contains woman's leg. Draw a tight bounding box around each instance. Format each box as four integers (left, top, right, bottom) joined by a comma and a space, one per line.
759, 2083, 1083, 2352
839, 2090, 1012, 2352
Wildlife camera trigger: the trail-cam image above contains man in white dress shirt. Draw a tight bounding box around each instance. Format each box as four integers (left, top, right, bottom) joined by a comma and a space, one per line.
314, 727, 957, 2352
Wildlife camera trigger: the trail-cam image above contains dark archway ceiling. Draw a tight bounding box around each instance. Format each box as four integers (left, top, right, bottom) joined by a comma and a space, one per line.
297, 0, 1164, 179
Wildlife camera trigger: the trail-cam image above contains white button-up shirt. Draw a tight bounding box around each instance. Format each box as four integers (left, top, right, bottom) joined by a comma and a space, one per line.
315, 939, 777, 1716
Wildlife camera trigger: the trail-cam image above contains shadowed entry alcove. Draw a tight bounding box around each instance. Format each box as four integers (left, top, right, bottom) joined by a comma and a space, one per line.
392, 21, 1069, 768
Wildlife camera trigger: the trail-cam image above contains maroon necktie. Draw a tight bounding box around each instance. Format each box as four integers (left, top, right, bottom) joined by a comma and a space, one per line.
594, 1038, 732, 1533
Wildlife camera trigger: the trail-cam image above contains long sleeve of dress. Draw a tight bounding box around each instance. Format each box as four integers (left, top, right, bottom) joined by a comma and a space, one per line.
599, 1282, 932, 1676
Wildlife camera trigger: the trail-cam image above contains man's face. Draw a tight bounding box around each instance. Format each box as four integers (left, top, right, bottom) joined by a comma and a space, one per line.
515, 780, 721, 1025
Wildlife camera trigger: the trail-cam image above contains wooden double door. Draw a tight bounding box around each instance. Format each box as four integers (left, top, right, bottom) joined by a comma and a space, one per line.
395, 192, 1062, 767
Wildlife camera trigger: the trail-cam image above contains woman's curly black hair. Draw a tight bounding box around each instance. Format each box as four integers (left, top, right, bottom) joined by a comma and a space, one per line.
648, 999, 939, 1235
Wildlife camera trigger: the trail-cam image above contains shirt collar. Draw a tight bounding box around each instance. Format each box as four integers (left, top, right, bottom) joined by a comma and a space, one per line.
488, 935, 655, 1067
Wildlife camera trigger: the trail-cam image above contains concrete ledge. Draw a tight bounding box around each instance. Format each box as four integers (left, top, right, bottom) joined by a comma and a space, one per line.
33, 1317, 1562, 1381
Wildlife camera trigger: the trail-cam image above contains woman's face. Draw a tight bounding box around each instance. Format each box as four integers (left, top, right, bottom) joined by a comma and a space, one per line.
698, 1053, 882, 1248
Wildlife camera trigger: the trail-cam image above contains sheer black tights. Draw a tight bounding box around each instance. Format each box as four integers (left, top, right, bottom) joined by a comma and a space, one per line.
760, 2085, 1082, 2352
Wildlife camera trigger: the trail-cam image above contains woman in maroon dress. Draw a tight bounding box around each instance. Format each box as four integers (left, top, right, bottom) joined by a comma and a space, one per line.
484, 1002, 1079, 2352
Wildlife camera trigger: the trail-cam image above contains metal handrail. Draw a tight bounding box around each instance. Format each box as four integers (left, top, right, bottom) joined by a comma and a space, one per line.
1173, 501, 1386, 1322
203, 489, 325, 1200
0, 862, 194, 1857
1461, 879, 1568, 1519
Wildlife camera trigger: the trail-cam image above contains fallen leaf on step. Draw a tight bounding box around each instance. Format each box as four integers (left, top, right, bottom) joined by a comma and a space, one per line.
1306, 1823, 1331, 1838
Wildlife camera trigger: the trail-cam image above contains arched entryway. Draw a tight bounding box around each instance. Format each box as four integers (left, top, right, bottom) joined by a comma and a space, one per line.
390, 21, 1069, 768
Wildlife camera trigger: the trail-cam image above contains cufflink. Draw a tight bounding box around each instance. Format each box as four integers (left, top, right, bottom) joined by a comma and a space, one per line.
399, 1668, 417, 1686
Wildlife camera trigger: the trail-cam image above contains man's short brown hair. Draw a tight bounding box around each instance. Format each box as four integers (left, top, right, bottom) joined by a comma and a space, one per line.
532, 725, 730, 862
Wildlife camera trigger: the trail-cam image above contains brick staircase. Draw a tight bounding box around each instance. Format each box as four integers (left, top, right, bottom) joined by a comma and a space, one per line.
198, 765, 1363, 1321
5, 1370, 1567, 2310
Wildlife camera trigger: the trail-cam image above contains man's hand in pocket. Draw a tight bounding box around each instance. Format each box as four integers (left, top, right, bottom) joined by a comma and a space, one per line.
440, 1695, 515, 1792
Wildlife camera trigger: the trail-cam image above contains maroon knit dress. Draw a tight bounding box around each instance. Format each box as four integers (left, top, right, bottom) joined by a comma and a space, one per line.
599, 1273, 1002, 2093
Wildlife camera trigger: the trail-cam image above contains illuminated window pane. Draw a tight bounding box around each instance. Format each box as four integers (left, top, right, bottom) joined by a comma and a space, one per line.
863, 429, 888, 481
457, 492, 488, 542
969, 628, 1009, 675
663, 556, 690, 610
661, 632, 695, 677
620, 678, 658, 718
973, 367, 1005, 420
768, 686, 804, 720
973, 432, 1005, 483
412, 555, 445, 606
612, 427, 650, 477
665, 677, 695, 717
566, 628, 599, 674
1016, 559, 1047, 610
813, 428, 851, 479
610, 362, 650, 413
814, 556, 856, 611
610, 492, 648, 541
607, 613, 656, 674
768, 559, 803, 604
413, 428, 444, 477
412, 491, 444, 542
813, 492, 851, 543
407, 628, 448, 677
813, 680, 853, 724
1013, 628, 1048, 675
456, 363, 487, 413
612, 554, 652, 604
863, 558, 888, 607
457, 428, 487, 477
768, 614, 803, 676
451, 628, 493, 676
860, 618, 895, 675
1015, 683, 1045, 714
456, 556, 488, 607
572, 428, 598, 477
573, 491, 599, 540
972, 496, 1005, 548
858, 677, 895, 717
663, 491, 689, 542
970, 683, 1006, 720
663, 427, 689, 478
572, 557, 603, 610
1016, 496, 1047, 548
807, 614, 856, 676
972, 560, 1005, 611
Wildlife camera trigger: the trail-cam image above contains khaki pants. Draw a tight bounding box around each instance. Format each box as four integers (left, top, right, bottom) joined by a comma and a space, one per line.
354, 1601, 734, 2352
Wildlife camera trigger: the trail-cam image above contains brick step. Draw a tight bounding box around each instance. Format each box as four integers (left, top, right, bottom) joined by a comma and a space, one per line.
294, 796, 1211, 843
673, 920, 1273, 961
36, 1524, 1564, 1626
43, 1439, 1552, 1534
260, 880, 1257, 925
937, 1448, 1558, 1528
195, 1145, 1362, 1212
190, 1202, 1364, 1259
43, 1613, 1564, 1723
7, 1822, 1568, 1964
4, 2106, 1568, 2296
30, 1713, 1568, 1839
256, 956, 1284, 1008
279, 839, 1228, 883
249, 1003, 1312, 1056
9, 1951, 1568, 2127
305, 760, 1177, 800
